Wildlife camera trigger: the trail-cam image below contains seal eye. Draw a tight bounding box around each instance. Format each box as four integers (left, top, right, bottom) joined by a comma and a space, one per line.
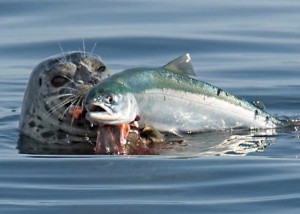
97, 66, 106, 72
51, 76, 68, 87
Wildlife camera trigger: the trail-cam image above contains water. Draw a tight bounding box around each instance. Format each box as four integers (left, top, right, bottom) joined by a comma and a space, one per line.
1, 0, 300, 213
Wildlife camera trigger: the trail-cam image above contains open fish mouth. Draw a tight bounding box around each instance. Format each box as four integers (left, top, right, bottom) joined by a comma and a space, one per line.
85, 102, 121, 124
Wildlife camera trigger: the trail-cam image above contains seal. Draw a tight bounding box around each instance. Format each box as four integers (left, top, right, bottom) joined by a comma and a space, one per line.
18, 51, 110, 154
18, 51, 170, 155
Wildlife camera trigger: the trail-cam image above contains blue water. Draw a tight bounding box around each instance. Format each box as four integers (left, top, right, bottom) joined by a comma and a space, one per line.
1, 0, 300, 213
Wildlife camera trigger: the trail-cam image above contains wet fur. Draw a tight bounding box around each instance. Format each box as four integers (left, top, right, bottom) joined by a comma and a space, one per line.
19, 51, 110, 147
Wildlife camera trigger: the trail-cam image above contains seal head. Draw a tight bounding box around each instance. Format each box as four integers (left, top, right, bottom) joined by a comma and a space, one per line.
18, 51, 110, 153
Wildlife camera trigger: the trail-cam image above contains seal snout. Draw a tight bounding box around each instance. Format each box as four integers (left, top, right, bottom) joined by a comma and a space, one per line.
76, 84, 91, 97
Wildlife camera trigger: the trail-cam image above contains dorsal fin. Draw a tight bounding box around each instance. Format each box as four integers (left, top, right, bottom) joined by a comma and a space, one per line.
163, 53, 196, 76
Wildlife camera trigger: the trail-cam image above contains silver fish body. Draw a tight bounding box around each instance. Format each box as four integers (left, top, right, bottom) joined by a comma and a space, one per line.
85, 54, 282, 133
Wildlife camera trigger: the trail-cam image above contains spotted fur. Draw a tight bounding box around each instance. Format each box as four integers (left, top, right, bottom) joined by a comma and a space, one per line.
19, 52, 110, 146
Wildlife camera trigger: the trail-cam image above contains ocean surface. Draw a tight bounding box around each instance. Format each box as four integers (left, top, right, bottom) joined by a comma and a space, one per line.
1, 0, 300, 213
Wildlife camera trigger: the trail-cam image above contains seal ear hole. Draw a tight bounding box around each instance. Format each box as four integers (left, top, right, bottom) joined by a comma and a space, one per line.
51, 76, 68, 87
39, 78, 42, 87
97, 66, 106, 72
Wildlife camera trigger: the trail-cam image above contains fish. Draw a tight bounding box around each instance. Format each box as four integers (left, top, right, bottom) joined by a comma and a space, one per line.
84, 54, 284, 134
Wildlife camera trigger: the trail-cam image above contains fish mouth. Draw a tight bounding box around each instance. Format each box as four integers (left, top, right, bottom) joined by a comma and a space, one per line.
85, 102, 120, 124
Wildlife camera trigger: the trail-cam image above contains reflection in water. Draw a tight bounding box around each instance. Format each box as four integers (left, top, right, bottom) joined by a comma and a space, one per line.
17, 133, 95, 155
157, 129, 278, 157
202, 129, 277, 156
17, 128, 278, 156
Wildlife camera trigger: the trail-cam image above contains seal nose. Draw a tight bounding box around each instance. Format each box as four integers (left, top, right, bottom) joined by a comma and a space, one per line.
88, 77, 99, 85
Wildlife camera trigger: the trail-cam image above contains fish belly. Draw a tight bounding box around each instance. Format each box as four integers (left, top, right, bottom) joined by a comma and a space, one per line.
136, 89, 276, 133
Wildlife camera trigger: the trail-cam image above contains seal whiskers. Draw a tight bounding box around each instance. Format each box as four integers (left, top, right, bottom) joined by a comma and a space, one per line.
90, 43, 97, 55
45, 93, 74, 103
45, 96, 78, 119
58, 42, 67, 63
19, 51, 110, 150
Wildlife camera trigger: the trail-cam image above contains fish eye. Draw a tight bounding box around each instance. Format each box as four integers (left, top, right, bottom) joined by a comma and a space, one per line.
51, 76, 68, 87
97, 66, 106, 72
106, 95, 113, 104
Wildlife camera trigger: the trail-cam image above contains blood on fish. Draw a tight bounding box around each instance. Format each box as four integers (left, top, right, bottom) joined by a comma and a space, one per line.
93, 117, 158, 155
119, 123, 130, 144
